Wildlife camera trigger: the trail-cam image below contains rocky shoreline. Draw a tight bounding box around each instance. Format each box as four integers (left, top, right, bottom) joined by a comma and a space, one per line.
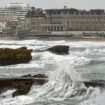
0, 44, 105, 97
0, 74, 48, 97
0, 75, 105, 97
0, 45, 69, 66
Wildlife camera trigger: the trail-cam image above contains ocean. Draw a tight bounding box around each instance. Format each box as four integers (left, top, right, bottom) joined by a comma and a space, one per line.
0, 39, 105, 105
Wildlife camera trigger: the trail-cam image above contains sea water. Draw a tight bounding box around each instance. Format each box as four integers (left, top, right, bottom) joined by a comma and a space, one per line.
0, 40, 105, 105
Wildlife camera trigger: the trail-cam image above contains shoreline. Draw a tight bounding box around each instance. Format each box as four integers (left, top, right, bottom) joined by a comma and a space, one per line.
0, 35, 105, 41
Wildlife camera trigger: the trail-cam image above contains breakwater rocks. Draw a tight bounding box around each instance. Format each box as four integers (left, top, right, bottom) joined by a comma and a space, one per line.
0, 74, 48, 97
47, 45, 69, 55
0, 47, 32, 66
0, 74, 105, 97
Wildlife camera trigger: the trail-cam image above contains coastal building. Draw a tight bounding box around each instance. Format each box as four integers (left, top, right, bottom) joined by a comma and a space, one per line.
18, 7, 48, 35
0, 3, 30, 34
0, 3, 30, 21
2, 20, 18, 35
17, 19, 30, 35
0, 21, 6, 33
24, 7, 64, 34
1, 4, 105, 35
23, 7, 105, 35
45, 8, 105, 31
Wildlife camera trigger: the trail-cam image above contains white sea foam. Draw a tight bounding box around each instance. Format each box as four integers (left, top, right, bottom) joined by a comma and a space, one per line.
79, 88, 105, 105
0, 96, 34, 105
0, 59, 102, 105
27, 61, 87, 103
0, 61, 84, 105
0, 40, 105, 105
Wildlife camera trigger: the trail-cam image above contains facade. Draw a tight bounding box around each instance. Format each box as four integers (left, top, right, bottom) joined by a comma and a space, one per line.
17, 19, 30, 35
0, 21, 6, 32
18, 7, 48, 34
22, 8, 105, 34
23, 7, 64, 34
0, 3, 30, 21
2, 20, 18, 35
0, 3, 30, 34
1, 5, 105, 35
45, 8, 105, 31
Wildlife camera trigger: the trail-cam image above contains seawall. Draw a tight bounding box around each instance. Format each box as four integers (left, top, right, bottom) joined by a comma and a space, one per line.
0, 34, 105, 41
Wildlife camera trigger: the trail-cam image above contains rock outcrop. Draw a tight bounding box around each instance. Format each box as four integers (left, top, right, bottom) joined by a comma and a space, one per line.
0, 74, 48, 97
22, 74, 48, 79
47, 45, 69, 55
1, 74, 105, 97
0, 47, 32, 66
84, 80, 105, 88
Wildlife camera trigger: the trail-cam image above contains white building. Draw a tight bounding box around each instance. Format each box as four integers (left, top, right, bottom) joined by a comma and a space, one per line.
0, 22, 5, 32
0, 3, 30, 21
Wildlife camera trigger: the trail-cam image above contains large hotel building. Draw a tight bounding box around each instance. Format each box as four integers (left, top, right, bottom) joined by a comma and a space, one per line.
0, 4, 105, 35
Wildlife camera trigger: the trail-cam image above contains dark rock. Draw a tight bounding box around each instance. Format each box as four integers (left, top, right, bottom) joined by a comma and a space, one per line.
22, 74, 32, 78
0, 79, 33, 97
12, 79, 33, 97
0, 47, 32, 66
33, 74, 48, 78
22, 74, 48, 85
0, 74, 48, 97
84, 80, 105, 88
47, 45, 69, 55
22, 74, 48, 78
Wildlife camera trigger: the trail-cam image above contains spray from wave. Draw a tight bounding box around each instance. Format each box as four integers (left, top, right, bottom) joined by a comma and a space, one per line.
0, 61, 103, 105
27, 61, 96, 104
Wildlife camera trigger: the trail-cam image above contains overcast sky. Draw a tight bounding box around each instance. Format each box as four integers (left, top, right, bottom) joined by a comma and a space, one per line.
0, 0, 105, 10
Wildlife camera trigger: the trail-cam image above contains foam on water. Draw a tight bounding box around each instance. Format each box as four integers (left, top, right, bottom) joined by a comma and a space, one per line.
0, 40, 105, 105
0, 62, 44, 69
79, 88, 105, 105
69, 41, 105, 48
28, 62, 104, 105
26, 62, 85, 102
0, 61, 103, 105
26, 62, 93, 104
0, 61, 89, 105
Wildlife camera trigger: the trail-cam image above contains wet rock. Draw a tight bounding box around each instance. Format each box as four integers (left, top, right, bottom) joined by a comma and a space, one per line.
84, 80, 105, 88
12, 79, 33, 97
22, 74, 48, 85
0, 79, 33, 97
47, 45, 69, 55
0, 47, 32, 66
33, 74, 48, 78
0, 74, 48, 97
22, 74, 48, 79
